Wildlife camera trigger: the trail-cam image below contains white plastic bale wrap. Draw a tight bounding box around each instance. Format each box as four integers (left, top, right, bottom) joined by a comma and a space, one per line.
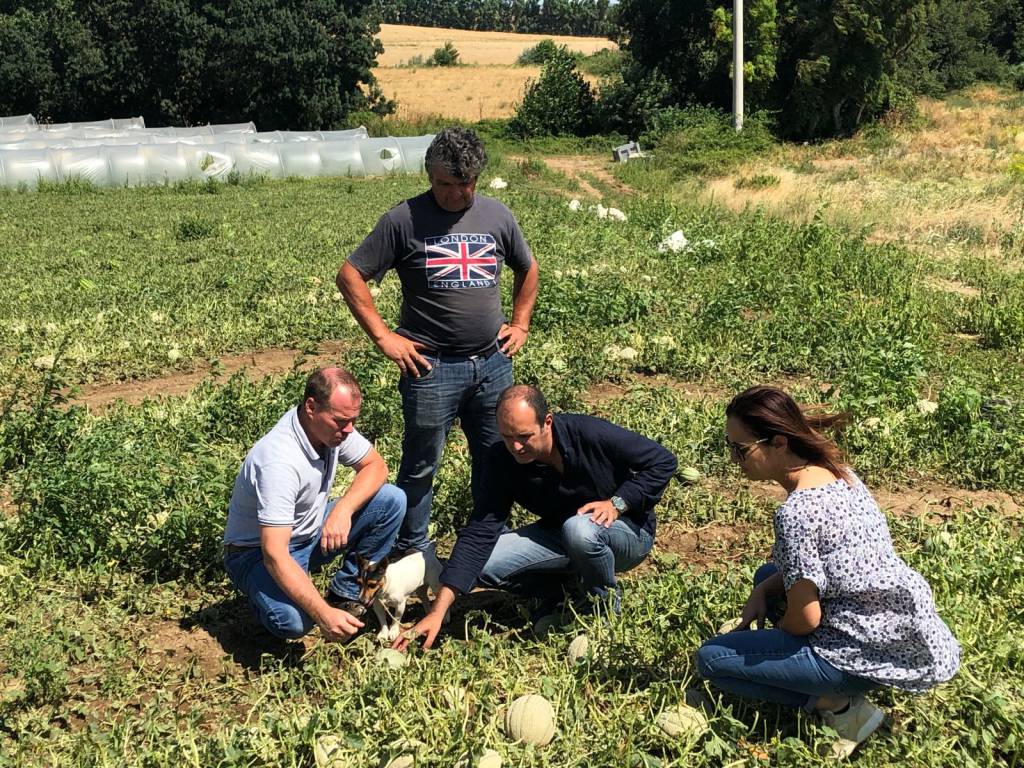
55, 148, 109, 185
397, 135, 434, 173
0, 149, 59, 187
279, 142, 323, 177
360, 138, 404, 175
42, 117, 145, 132
0, 114, 38, 129
140, 144, 192, 185
0, 131, 431, 187
105, 146, 149, 186
228, 143, 284, 178
317, 140, 365, 176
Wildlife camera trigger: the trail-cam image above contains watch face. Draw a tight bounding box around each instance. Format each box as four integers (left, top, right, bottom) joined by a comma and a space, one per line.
611, 496, 627, 513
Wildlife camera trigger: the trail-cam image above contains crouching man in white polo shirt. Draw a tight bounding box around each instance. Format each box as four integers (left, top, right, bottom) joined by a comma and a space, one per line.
223, 367, 405, 642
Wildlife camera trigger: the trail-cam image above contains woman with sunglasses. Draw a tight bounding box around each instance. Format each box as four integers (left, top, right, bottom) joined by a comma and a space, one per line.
695, 385, 959, 758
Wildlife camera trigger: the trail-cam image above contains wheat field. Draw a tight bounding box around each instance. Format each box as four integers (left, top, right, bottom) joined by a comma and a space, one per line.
373, 24, 614, 119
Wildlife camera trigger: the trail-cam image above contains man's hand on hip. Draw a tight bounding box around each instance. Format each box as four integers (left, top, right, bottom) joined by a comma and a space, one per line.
377, 331, 432, 377
498, 323, 528, 356
321, 507, 353, 554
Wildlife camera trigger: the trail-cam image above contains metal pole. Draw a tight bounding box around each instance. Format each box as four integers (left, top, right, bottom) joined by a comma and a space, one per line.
733, 0, 744, 131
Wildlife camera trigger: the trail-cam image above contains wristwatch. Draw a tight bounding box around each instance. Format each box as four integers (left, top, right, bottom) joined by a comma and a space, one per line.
610, 495, 629, 514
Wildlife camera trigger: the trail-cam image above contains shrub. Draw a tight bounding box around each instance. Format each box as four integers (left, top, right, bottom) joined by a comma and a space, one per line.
639, 106, 775, 176
428, 41, 460, 67
517, 39, 573, 65
508, 49, 596, 137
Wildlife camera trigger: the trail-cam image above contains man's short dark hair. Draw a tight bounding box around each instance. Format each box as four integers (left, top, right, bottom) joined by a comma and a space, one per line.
424, 127, 488, 182
496, 384, 549, 426
303, 367, 361, 407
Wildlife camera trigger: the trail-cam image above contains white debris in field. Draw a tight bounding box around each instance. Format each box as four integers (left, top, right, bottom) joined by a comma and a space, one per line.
595, 204, 608, 219
658, 230, 688, 253
916, 399, 939, 416
488, 177, 508, 189
568, 198, 582, 211
607, 207, 627, 222
604, 345, 638, 361
657, 230, 717, 254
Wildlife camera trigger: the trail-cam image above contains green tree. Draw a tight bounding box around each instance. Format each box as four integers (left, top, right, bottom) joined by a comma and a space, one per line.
0, 0, 392, 128
777, 0, 929, 137
508, 48, 596, 136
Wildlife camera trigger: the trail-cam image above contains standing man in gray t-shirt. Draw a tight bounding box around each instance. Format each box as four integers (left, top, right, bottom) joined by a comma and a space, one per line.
337, 126, 539, 554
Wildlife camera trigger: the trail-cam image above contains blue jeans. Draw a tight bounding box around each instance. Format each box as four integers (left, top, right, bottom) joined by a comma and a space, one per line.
477, 514, 654, 610
395, 347, 513, 552
223, 484, 405, 640
695, 563, 877, 711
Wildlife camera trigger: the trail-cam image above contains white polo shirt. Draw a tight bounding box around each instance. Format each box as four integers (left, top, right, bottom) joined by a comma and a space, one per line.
223, 406, 372, 547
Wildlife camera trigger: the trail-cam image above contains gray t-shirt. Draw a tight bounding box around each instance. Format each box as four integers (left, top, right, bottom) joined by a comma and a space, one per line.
348, 191, 534, 356
223, 407, 372, 547
772, 473, 961, 691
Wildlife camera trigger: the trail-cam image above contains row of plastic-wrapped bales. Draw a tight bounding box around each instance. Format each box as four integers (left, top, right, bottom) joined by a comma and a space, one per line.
0, 114, 434, 188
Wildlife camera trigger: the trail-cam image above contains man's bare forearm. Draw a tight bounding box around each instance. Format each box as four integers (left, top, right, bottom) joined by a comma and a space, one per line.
264, 550, 331, 624
337, 262, 390, 342
510, 260, 539, 329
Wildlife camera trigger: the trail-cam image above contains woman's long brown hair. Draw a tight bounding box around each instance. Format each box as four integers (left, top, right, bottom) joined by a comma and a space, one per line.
726, 385, 851, 483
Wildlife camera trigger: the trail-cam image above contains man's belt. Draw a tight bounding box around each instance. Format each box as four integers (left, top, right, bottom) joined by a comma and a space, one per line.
421, 341, 501, 362
223, 542, 261, 554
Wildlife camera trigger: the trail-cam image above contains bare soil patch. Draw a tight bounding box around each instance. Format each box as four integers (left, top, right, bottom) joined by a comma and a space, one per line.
640, 521, 764, 576
68, 341, 346, 410
542, 155, 635, 197
582, 375, 729, 409
927, 277, 982, 298
375, 24, 614, 67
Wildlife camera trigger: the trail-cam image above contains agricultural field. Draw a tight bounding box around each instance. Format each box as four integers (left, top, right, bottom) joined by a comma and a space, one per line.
1, 109, 1024, 766
374, 24, 614, 120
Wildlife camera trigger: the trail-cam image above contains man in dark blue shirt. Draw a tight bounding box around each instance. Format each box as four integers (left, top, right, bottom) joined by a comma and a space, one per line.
396, 384, 677, 649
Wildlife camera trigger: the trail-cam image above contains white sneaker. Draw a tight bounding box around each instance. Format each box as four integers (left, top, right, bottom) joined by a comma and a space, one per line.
820, 697, 885, 759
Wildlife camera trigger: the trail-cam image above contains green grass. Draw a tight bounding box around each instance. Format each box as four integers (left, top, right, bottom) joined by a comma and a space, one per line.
1, 145, 1023, 765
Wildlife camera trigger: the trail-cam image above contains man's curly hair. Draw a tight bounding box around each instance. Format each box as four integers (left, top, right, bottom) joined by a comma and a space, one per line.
424, 126, 488, 181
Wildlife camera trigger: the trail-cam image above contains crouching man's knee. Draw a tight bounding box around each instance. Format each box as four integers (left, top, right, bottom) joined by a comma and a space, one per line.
374, 483, 407, 524
260, 603, 312, 640
560, 515, 602, 556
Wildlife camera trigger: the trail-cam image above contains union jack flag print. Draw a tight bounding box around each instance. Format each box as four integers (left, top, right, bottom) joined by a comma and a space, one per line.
424, 233, 498, 288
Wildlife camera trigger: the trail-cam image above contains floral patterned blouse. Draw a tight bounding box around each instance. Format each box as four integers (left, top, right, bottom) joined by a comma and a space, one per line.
772, 472, 960, 691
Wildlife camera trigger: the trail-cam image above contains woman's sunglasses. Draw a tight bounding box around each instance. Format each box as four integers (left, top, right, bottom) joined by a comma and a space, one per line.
725, 435, 769, 461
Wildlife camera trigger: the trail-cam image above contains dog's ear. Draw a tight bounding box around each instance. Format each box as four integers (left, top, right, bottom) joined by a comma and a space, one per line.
356, 553, 369, 571
376, 556, 390, 574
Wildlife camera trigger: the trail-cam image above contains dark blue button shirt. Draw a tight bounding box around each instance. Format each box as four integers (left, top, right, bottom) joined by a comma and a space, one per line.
441, 413, 678, 594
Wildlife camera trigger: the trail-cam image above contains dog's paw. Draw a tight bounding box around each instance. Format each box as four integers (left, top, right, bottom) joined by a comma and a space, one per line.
377, 625, 400, 644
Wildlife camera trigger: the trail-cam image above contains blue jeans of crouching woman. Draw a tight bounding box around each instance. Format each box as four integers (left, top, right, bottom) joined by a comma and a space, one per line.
695, 563, 878, 711
477, 514, 655, 612
223, 484, 405, 640
394, 346, 513, 553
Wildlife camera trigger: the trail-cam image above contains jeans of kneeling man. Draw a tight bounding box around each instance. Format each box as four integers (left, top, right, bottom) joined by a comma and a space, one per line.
695, 562, 877, 711
394, 348, 513, 554
476, 513, 654, 612
223, 484, 405, 640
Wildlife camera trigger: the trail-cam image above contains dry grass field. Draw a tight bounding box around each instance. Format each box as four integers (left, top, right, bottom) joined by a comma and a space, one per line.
698, 86, 1024, 263
374, 24, 614, 120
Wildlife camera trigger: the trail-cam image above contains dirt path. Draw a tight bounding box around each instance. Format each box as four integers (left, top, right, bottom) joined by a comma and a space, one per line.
68, 341, 347, 410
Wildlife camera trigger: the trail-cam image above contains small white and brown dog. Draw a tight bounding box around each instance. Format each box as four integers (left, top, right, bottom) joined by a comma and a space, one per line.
356, 542, 448, 643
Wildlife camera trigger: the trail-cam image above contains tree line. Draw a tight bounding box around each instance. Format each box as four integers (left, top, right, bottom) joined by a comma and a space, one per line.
373, 0, 613, 37
1, 0, 1021, 139
0, 0, 393, 130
